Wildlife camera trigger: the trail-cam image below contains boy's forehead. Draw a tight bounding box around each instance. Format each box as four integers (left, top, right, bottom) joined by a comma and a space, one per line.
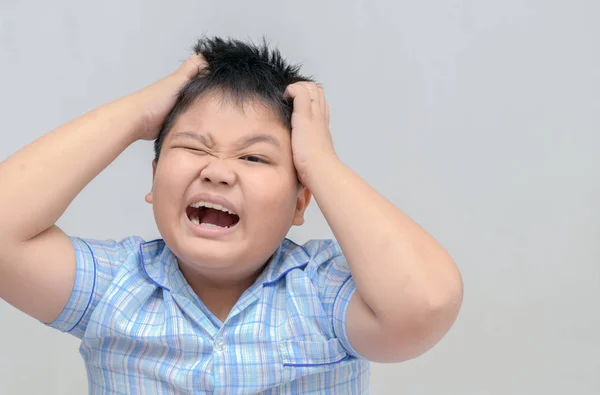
165, 101, 289, 149
170, 96, 288, 140
189, 94, 279, 118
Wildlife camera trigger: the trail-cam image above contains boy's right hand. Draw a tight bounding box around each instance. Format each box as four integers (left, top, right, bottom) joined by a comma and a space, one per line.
0, 54, 206, 325
129, 54, 207, 141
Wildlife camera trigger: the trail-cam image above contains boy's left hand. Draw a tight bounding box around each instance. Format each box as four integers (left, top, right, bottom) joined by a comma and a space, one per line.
285, 82, 337, 186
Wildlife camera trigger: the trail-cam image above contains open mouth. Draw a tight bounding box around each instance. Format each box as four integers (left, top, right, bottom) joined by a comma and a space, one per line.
186, 201, 240, 229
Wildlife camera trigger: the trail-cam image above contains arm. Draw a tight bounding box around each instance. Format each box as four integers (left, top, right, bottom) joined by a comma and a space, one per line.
286, 82, 463, 363
0, 55, 205, 323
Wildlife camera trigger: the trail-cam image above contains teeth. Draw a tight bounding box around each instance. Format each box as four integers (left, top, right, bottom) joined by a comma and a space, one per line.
189, 216, 231, 228
200, 222, 226, 228
189, 200, 236, 215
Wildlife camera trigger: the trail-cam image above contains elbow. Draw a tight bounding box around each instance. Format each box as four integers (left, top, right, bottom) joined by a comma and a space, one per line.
377, 261, 464, 362
429, 259, 464, 325
419, 258, 464, 348
377, 298, 463, 363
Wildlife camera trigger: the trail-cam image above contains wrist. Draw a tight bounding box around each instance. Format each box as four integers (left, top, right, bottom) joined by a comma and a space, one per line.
92, 98, 146, 145
301, 152, 343, 190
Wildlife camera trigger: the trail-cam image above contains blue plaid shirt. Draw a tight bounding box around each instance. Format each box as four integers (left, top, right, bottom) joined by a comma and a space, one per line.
47, 236, 370, 394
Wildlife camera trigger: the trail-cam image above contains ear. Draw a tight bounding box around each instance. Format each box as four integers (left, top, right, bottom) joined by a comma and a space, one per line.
145, 160, 158, 204
292, 186, 312, 226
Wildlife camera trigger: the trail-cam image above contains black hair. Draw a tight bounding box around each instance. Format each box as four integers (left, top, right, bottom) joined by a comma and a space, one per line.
153, 36, 313, 160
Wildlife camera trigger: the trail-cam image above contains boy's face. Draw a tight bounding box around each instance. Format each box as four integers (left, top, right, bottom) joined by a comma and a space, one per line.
146, 96, 311, 282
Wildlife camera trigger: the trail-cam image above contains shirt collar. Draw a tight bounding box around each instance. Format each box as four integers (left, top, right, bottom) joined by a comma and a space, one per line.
139, 238, 311, 293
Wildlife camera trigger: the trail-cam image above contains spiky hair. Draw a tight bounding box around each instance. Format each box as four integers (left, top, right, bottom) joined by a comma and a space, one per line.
154, 37, 313, 160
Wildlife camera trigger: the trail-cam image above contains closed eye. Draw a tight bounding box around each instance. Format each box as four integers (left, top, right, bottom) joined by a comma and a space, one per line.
241, 155, 269, 164
174, 146, 208, 155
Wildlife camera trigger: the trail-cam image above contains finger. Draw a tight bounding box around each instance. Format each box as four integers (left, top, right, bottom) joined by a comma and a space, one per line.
315, 84, 326, 118
318, 90, 329, 123
293, 82, 321, 115
285, 83, 312, 116
304, 83, 326, 120
307, 84, 321, 115
176, 54, 208, 80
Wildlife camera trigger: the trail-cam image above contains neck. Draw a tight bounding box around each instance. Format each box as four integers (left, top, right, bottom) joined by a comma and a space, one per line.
179, 262, 266, 322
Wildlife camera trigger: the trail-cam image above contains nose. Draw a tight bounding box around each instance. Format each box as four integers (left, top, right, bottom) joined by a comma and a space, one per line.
199, 159, 237, 186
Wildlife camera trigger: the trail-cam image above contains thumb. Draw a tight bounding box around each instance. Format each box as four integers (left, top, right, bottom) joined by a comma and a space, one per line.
175, 54, 208, 80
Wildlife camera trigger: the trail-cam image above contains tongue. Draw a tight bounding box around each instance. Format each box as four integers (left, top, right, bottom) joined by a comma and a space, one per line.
201, 208, 237, 228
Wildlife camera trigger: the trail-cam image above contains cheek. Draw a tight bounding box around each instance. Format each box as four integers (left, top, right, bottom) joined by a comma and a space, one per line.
244, 177, 298, 224
153, 157, 199, 204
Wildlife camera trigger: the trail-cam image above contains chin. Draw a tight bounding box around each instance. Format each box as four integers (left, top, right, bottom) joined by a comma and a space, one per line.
173, 236, 243, 266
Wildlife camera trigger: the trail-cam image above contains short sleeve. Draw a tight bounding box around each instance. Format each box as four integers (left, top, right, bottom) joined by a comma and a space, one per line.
46, 236, 143, 338
303, 239, 363, 358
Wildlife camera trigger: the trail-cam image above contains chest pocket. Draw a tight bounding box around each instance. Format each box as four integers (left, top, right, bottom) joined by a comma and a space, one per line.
275, 309, 350, 369
278, 337, 348, 367
272, 266, 351, 369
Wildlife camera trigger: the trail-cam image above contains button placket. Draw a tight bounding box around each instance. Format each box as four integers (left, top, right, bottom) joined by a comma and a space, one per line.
215, 337, 226, 352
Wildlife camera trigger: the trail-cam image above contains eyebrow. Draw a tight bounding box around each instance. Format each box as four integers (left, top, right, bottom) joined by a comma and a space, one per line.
171, 131, 281, 150
171, 131, 214, 147
236, 134, 281, 150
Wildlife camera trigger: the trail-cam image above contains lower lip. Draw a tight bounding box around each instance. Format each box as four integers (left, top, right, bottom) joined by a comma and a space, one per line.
184, 215, 239, 238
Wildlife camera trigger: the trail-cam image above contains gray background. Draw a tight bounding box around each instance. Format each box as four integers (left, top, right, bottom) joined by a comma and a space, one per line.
1, 0, 599, 394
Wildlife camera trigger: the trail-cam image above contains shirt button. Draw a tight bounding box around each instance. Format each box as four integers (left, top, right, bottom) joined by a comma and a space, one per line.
215, 337, 226, 352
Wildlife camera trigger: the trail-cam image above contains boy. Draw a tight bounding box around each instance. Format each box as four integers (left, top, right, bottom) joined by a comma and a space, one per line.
0, 37, 463, 393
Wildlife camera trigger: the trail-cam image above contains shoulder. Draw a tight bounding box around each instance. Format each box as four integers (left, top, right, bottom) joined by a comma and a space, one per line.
278, 238, 342, 262
69, 235, 151, 279
300, 239, 342, 260
71, 235, 147, 260
272, 238, 350, 286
